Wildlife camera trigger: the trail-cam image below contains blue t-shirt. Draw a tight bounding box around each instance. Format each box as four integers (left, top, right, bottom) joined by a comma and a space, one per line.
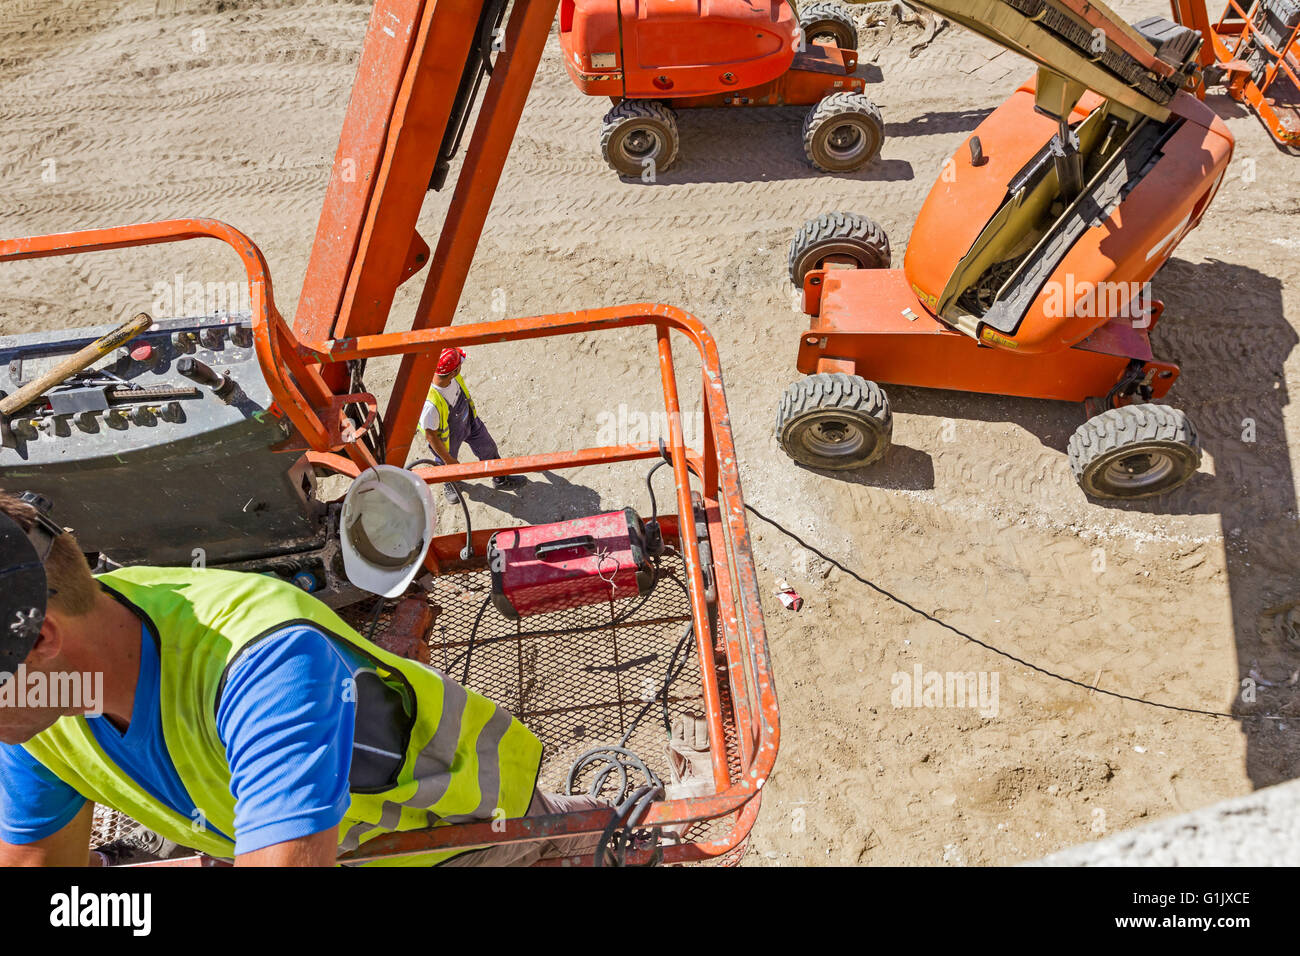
0, 622, 363, 856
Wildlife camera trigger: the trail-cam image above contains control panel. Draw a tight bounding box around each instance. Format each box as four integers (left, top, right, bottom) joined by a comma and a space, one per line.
0, 313, 323, 567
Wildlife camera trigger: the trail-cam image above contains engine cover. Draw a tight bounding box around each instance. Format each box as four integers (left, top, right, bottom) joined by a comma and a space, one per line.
559, 0, 797, 98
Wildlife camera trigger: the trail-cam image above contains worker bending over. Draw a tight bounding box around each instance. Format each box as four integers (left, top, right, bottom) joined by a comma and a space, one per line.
0, 491, 603, 867
419, 347, 525, 503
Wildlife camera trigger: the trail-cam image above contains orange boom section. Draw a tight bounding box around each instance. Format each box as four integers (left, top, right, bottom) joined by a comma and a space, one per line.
905, 81, 1233, 355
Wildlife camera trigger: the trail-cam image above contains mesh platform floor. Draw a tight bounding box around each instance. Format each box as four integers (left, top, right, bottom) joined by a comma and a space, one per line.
361, 554, 710, 802
92, 803, 144, 848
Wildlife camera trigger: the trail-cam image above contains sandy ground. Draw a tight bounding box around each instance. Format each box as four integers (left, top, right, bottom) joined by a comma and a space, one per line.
2, 0, 1298, 866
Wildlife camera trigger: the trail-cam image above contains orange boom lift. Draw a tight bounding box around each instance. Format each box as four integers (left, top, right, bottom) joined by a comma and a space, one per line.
778, 0, 1233, 499
0, 0, 775, 865
1172, 0, 1300, 148
559, 0, 885, 175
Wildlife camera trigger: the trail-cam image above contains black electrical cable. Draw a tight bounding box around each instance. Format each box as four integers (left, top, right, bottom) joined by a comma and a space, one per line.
640, 626, 692, 740
645, 458, 671, 526
453, 456, 678, 679
741, 501, 1248, 720
442, 456, 702, 865
446, 567, 667, 678
620, 624, 692, 747
446, 555, 676, 674
459, 593, 492, 686
364, 593, 387, 644
565, 622, 693, 806
593, 783, 664, 868
562, 569, 695, 786
409, 458, 473, 560
566, 746, 659, 807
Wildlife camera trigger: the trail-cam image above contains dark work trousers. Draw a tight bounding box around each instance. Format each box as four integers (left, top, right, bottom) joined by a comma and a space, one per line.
432, 390, 502, 465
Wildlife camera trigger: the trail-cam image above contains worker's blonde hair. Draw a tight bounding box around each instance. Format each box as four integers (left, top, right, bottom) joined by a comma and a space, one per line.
0, 491, 98, 617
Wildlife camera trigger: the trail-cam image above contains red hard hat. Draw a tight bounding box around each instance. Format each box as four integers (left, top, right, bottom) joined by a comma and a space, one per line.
436, 348, 465, 375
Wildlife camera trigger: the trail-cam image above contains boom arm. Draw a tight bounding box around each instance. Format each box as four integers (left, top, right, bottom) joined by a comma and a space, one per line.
850, 0, 1202, 120
290, 0, 561, 470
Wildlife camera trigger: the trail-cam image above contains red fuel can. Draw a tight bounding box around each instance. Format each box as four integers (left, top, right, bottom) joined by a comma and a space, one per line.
488, 508, 655, 619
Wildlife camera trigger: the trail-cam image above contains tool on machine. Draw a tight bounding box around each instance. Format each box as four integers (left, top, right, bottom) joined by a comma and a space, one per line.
1, 0, 775, 866
779, 0, 1232, 499
0, 313, 162, 448
560, 0, 883, 174
0, 312, 151, 417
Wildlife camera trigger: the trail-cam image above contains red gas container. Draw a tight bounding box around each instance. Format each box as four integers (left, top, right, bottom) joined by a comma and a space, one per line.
559, 0, 798, 99
488, 508, 656, 619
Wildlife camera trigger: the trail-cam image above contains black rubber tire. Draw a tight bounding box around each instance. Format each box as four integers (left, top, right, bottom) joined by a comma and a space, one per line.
776, 372, 892, 470
1068, 404, 1201, 499
788, 211, 890, 286
798, 1, 858, 49
600, 100, 679, 178
803, 92, 884, 173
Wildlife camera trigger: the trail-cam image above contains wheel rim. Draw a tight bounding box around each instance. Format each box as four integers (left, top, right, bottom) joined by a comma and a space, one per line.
1094, 444, 1182, 494
620, 127, 660, 162
796, 413, 875, 461
822, 119, 871, 163
792, 239, 882, 284
828, 122, 863, 156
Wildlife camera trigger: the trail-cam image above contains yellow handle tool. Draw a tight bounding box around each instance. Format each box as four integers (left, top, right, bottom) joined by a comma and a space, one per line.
0, 312, 153, 416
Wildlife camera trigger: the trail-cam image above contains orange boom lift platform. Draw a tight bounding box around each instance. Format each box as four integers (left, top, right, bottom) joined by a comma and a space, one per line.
0, 0, 776, 866
1172, 0, 1300, 148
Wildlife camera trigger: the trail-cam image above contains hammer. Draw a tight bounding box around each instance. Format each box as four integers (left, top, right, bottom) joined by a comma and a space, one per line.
0, 312, 153, 417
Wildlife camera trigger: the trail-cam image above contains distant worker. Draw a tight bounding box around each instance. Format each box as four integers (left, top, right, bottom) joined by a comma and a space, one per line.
419, 347, 525, 503
0, 489, 606, 867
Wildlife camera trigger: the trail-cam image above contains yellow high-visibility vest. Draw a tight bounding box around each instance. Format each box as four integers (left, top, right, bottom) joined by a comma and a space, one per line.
21, 567, 541, 865
422, 374, 475, 448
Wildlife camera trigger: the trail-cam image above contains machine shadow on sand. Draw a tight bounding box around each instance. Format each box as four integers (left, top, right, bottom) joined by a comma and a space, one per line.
629, 106, 913, 185
634, 106, 987, 187
625, 106, 994, 187
882, 106, 995, 138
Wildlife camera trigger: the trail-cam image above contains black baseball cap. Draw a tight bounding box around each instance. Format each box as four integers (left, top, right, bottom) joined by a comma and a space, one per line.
0, 495, 62, 680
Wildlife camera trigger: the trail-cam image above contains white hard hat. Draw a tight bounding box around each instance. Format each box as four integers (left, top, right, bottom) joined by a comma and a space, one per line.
339, 466, 436, 597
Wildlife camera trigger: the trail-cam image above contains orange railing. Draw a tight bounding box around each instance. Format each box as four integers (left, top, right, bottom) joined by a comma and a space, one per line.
0, 218, 779, 864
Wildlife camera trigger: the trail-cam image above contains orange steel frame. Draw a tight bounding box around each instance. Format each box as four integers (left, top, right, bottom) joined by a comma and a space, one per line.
797, 267, 1180, 404
1173, 0, 1300, 146
0, 0, 778, 865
